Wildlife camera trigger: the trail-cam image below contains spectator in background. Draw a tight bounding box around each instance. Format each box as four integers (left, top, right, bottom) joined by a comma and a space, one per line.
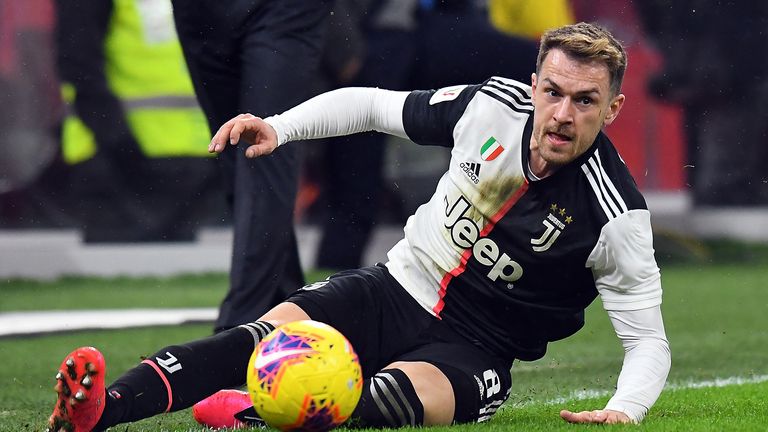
55, 0, 217, 242
636, 0, 768, 206
172, 1, 331, 332
309, 0, 545, 271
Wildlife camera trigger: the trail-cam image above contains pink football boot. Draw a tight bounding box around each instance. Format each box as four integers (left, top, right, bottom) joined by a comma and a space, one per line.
193, 389, 264, 429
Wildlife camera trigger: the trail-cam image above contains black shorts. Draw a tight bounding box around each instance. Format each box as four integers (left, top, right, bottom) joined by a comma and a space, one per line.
285, 264, 512, 423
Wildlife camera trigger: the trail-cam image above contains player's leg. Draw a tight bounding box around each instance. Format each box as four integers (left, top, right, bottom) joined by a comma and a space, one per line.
47, 299, 313, 432
386, 361, 455, 425
190, 303, 313, 429
195, 266, 507, 429
349, 361, 451, 427
278, 266, 507, 427
191, 350, 508, 429
351, 342, 512, 427
192, 269, 394, 430
47, 321, 275, 432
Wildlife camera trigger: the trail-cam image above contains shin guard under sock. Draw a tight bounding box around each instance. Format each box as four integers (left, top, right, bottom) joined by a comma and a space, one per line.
94, 321, 275, 429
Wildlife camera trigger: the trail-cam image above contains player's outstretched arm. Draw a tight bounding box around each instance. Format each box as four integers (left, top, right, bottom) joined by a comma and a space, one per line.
209, 88, 409, 159
560, 409, 630, 424
209, 113, 277, 158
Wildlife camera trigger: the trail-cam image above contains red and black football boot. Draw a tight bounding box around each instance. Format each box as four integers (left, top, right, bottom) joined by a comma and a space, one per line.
47, 347, 106, 432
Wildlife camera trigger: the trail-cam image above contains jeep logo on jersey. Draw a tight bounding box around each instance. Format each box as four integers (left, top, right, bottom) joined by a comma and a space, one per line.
531, 203, 572, 252
480, 136, 504, 161
445, 195, 523, 283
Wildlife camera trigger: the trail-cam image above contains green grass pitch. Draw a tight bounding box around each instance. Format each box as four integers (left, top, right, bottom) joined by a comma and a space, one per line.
1, 257, 767, 431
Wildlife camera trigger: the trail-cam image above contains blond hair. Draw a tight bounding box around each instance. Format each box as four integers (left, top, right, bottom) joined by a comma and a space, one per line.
536, 22, 627, 96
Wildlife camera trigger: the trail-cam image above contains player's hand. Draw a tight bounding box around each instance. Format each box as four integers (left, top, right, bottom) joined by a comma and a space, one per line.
209, 113, 278, 158
560, 409, 631, 424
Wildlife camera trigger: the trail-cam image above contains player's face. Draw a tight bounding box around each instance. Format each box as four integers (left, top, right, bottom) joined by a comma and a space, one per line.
529, 49, 624, 177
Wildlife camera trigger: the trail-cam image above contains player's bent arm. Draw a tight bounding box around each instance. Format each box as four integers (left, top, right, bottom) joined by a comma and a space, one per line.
265, 87, 410, 146
582, 210, 671, 422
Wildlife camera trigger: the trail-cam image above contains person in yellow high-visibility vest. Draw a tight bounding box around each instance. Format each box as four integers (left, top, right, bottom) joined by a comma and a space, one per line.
488, 0, 575, 39
55, 0, 217, 242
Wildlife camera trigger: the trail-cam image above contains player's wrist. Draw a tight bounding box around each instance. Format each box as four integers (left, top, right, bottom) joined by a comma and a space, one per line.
603, 402, 644, 423
262, 116, 286, 147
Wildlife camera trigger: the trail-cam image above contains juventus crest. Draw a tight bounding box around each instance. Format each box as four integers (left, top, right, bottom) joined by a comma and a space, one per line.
531, 204, 573, 252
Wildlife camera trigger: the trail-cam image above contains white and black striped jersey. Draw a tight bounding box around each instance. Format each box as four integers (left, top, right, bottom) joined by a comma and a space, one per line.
385, 77, 662, 361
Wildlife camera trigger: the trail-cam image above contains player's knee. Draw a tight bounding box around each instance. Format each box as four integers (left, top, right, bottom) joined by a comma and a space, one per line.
349, 369, 424, 428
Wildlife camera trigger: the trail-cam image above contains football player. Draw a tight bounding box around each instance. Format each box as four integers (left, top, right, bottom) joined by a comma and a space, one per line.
48, 22, 669, 431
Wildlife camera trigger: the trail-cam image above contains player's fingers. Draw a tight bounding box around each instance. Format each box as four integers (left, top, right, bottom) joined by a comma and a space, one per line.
230, 114, 263, 145
244, 141, 275, 159
228, 119, 247, 146
209, 114, 253, 153
560, 409, 583, 423
559, 409, 606, 423
210, 114, 246, 152
209, 118, 236, 153
228, 116, 255, 145
560, 410, 572, 422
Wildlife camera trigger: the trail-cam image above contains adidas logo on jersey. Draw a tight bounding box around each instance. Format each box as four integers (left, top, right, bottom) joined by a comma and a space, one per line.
460, 161, 481, 184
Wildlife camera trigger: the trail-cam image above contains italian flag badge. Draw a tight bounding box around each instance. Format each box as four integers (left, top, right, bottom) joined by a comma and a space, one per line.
480, 136, 504, 161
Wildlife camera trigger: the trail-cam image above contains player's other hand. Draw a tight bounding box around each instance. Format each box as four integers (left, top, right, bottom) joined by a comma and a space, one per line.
560, 409, 631, 424
209, 113, 278, 158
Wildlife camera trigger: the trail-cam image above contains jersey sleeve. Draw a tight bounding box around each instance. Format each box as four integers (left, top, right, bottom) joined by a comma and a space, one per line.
586, 209, 662, 311
402, 83, 483, 147
604, 306, 671, 422
265, 87, 409, 145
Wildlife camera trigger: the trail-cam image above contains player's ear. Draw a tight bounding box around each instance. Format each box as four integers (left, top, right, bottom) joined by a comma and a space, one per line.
603, 93, 625, 126
531, 73, 538, 100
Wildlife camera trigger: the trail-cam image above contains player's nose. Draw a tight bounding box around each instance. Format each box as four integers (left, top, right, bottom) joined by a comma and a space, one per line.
552, 98, 573, 123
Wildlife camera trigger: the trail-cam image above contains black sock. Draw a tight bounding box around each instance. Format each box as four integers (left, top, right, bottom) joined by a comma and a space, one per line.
93, 321, 275, 430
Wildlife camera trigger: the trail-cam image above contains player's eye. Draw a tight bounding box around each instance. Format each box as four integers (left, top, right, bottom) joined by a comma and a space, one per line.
546, 89, 560, 98
578, 97, 593, 105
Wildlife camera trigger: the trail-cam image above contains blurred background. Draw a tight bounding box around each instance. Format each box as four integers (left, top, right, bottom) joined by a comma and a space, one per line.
1, 0, 767, 280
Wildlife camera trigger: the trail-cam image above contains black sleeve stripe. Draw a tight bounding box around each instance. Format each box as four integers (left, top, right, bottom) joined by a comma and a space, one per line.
484, 82, 533, 108
402, 85, 482, 147
479, 89, 534, 115
488, 78, 532, 102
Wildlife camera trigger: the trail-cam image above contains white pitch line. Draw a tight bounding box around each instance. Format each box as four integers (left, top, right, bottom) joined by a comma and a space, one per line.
0, 309, 217, 337
507, 374, 768, 409
665, 375, 768, 390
